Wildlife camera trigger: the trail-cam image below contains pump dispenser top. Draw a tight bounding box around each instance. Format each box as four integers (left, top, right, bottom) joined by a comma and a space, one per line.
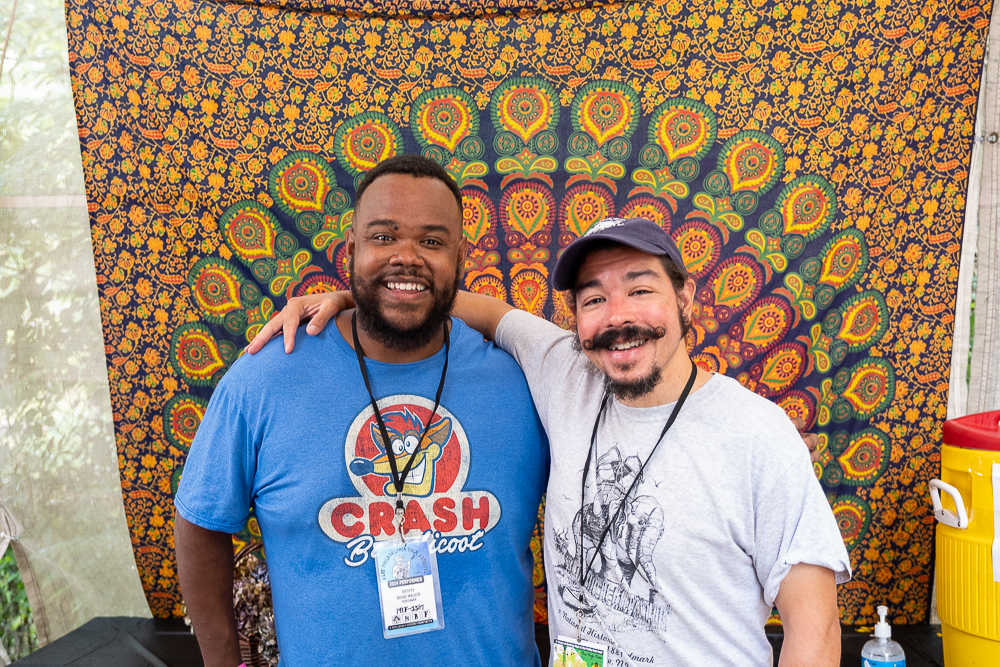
862, 605, 905, 666
873, 606, 892, 639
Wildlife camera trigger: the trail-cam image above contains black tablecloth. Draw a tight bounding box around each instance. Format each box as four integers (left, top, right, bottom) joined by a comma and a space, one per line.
14, 618, 200, 667
15, 617, 943, 666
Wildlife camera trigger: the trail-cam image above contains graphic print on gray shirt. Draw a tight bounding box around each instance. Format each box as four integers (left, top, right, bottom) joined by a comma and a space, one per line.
495, 309, 851, 666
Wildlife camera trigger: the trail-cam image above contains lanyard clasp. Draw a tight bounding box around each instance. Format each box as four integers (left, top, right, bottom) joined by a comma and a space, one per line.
395, 491, 406, 543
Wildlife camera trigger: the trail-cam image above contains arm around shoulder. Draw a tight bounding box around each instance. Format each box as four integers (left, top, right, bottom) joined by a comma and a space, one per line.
175, 512, 243, 667
452, 290, 514, 341
774, 563, 840, 667
243, 289, 509, 352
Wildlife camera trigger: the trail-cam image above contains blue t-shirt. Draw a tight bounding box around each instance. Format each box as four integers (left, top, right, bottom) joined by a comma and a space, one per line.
175, 318, 549, 666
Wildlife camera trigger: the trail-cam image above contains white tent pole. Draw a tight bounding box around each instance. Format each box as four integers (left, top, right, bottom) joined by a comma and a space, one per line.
950, 47, 988, 421
969, 15, 1000, 412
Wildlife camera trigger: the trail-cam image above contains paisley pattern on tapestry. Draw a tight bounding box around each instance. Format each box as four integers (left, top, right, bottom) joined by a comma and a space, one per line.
66, 0, 990, 624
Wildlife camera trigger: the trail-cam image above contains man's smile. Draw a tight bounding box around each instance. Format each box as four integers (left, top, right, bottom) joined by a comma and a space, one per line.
608, 338, 647, 351
385, 281, 428, 293
379, 274, 433, 302
603, 338, 650, 369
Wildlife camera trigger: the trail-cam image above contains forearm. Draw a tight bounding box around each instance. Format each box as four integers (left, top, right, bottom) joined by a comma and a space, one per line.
175, 513, 242, 667
775, 563, 840, 667
778, 617, 840, 667
452, 290, 515, 341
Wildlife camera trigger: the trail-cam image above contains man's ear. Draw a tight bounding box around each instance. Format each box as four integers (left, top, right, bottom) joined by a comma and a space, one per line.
346, 226, 356, 259
679, 278, 696, 315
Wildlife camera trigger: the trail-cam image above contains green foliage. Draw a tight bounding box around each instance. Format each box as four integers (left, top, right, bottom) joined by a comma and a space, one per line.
0, 549, 39, 660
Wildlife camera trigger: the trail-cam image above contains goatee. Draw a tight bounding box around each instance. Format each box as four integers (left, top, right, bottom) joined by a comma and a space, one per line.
603, 365, 663, 402
349, 257, 460, 352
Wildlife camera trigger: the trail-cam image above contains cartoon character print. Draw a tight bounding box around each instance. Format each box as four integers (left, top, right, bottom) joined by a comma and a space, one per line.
348, 407, 451, 497
318, 396, 501, 564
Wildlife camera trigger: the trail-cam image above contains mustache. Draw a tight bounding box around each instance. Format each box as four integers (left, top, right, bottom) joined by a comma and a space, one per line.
375, 268, 431, 283
580, 325, 667, 351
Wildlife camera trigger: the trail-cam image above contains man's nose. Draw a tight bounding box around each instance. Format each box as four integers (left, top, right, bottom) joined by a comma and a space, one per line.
606, 292, 636, 327
390, 240, 424, 266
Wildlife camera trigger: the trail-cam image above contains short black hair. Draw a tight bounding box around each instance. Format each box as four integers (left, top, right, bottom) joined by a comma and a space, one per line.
355, 154, 463, 216
567, 239, 689, 306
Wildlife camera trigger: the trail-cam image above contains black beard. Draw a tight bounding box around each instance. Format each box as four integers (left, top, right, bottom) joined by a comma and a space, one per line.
349, 257, 460, 353
604, 364, 664, 402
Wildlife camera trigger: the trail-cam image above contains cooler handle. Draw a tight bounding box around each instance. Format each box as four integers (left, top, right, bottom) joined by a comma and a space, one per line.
929, 479, 968, 530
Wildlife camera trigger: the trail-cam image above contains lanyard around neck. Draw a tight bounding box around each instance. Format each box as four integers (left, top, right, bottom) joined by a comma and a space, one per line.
351, 313, 450, 517
577, 360, 698, 602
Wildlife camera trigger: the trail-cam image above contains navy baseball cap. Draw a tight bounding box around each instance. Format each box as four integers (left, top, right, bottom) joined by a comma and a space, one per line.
552, 217, 688, 291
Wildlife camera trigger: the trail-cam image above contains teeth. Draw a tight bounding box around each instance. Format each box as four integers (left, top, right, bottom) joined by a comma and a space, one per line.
610, 340, 644, 351
387, 282, 426, 292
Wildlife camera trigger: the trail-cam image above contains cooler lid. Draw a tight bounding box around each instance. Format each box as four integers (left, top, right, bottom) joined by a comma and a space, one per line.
942, 410, 1000, 451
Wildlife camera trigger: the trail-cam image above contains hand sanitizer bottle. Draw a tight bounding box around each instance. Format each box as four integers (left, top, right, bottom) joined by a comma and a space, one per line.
862, 606, 905, 667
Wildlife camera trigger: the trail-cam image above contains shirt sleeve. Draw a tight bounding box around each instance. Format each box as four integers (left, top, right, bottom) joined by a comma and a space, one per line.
752, 425, 852, 606
493, 308, 593, 419
174, 377, 258, 534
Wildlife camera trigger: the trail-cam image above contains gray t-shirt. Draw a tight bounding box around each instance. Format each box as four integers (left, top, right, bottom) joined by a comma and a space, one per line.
495, 309, 851, 666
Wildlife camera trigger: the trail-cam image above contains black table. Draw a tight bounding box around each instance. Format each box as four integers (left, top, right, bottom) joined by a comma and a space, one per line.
768, 624, 944, 667
536, 623, 944, 666
14, 618, 200, 667
15, 617, 943, 666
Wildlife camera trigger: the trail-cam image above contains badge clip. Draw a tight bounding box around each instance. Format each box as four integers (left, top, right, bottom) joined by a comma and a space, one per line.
394, 492, 406, 543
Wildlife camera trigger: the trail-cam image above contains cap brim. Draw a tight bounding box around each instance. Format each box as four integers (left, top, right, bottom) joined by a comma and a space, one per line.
552, 232, 674, 291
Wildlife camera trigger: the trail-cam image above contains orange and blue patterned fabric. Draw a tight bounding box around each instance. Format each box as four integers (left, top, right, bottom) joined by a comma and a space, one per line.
66, 0, 990, 624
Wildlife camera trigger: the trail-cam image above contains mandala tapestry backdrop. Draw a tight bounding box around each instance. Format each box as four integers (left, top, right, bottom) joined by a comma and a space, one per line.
66, 0, 990, 622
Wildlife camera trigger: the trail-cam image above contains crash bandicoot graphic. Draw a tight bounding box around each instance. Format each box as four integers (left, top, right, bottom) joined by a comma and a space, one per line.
349, 407, 452, 497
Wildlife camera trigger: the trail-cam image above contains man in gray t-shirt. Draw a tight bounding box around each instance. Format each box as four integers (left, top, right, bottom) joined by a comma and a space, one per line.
494, 308, 849, 665
251, 216, 850, 666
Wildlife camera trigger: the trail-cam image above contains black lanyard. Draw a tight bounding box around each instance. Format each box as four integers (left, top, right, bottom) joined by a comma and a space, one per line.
577, 360, 698, 602
351, 313, 449, 516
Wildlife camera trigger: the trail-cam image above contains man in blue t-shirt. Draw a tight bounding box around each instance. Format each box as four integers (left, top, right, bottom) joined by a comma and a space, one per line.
175, 155, 549, 667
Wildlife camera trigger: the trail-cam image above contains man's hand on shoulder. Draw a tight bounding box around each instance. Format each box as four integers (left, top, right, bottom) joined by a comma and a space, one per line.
244, 291, 354, 355
789, 416, 821, 463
